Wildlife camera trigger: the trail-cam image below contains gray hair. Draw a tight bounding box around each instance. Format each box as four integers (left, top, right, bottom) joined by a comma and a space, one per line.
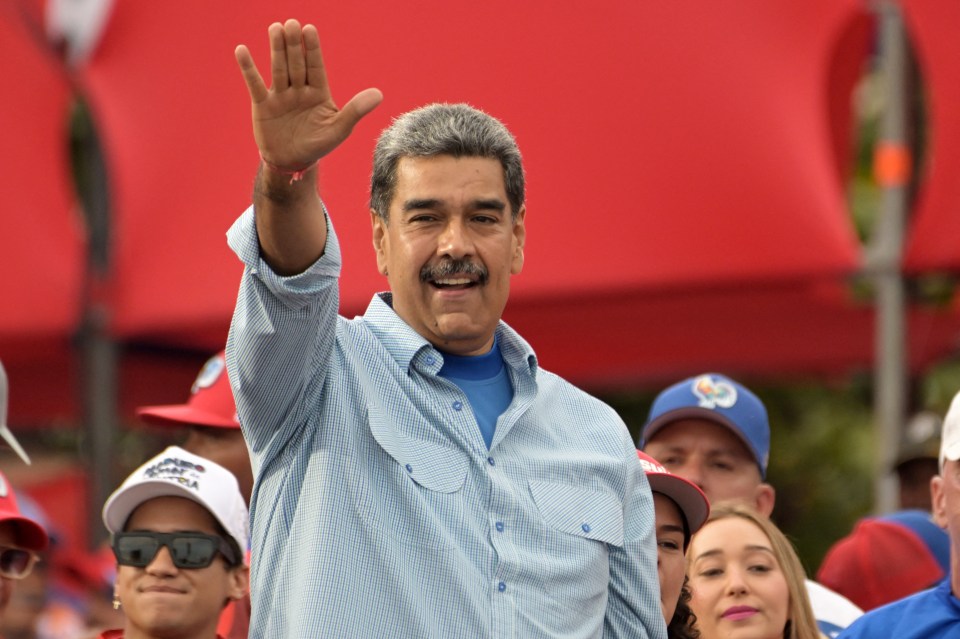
369, 103, 525, 221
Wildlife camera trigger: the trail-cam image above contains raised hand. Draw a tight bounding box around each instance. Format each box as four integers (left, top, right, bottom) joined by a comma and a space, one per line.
235, 19, 383, 174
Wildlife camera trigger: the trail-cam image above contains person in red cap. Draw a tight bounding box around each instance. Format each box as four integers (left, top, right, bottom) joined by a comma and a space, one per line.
136, 351, 253, 507
638, 451, 709, 639
817, 510, 949, 611
135, 351, 251, 639
0, 469, 49, 617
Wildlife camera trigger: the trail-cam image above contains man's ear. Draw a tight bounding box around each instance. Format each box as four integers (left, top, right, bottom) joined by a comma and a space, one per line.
933, 475, 948, 529
228, 564, 250, 602
753, 482, 776, 517
511, 206, 526, 275
371, 210, 388, 276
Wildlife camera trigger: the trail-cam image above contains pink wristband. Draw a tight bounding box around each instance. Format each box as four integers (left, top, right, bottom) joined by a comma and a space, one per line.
259, 152, 315, 185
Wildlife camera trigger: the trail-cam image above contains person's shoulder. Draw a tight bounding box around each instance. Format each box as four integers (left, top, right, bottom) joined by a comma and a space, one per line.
837, 585, 954, 638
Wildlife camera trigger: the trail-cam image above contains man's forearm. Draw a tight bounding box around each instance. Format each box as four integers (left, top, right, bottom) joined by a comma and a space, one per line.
253, 161, 328, 276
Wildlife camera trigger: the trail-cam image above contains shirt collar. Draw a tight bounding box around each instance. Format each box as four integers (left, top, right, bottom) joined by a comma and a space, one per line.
362, 293, 539, 376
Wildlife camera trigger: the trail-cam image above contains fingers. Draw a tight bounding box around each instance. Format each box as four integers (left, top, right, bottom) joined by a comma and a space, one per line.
302, 25, 330, 96
258, 21, 333, 95
283, 19, 307, 88
235, 45, 269, 103
339, 88, 384, 132
268, 22, 289, 91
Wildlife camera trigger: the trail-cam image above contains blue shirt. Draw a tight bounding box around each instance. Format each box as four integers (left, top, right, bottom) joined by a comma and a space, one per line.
837, 577, 960, 638
226, 207, 665, 639
438, 340, 512, 448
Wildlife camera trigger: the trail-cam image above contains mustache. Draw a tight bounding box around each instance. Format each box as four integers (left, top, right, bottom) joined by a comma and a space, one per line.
420, 258, 489, 285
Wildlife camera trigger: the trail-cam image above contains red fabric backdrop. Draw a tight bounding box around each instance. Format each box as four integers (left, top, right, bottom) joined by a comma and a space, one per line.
7, 0, 960, 425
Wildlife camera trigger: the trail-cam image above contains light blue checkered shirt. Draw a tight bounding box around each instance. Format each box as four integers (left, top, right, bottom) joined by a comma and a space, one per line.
226, 206, 665, 639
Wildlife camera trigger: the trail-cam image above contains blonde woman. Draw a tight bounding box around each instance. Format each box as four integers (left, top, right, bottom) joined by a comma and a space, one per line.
687, 503, 823, 639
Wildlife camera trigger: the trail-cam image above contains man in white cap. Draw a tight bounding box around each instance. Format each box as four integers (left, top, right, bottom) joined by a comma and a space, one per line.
99, 446, 249, 639
0, 469, 49, 617
838, 389, 960, 638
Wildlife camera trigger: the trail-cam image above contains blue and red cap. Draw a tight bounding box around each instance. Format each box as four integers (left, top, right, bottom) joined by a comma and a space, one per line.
817, 509, 949, 611
641, 373, 770, 478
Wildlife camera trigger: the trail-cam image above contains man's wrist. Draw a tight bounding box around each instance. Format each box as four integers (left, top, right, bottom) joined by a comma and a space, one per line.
254, 161, 318, 206
259, 153, 318, 185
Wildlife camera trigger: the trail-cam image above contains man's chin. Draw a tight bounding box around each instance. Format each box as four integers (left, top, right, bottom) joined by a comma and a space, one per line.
432, 318, 494, 354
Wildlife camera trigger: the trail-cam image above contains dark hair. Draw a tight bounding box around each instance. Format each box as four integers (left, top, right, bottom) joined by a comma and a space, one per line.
369, 103, 525, 220
667, 577, 700, 639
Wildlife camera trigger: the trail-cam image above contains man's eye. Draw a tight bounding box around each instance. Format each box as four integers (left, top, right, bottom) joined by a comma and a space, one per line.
657, 539, 681, 551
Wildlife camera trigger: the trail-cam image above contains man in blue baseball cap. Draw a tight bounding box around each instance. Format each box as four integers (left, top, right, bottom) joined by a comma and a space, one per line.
641, 373, 774, 515
641, 372, 863, 638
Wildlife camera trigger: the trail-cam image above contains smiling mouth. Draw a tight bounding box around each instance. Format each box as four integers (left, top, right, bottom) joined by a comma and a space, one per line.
722, 606, 758, 621
421, 258, 488, 289
430, 277, 478, 290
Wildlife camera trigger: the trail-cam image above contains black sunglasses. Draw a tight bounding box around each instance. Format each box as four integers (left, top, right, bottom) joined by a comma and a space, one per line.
0, 546, 40, 580
112, 532, 240, 569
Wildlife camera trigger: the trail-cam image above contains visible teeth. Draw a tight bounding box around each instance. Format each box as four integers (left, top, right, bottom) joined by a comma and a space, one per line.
436, 278, 472, 286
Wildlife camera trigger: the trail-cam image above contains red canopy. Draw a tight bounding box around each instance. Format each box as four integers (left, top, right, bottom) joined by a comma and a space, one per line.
76, 0, 865, 340
902, 0, 960, 273
13, 0, 960, 423
0, 8, 83, 360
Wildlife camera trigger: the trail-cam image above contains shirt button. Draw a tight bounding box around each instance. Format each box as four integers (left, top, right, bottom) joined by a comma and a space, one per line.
487, 457, 496, 466
425, 356, 436, 366
498, 582, 507, 592
495, 522, 505, 533
452, 401, 463, 411
405, 464, 413, 473
581, 523, 591, 533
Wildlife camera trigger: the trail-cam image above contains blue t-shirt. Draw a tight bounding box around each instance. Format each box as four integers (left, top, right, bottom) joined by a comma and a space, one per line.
837, 577, 960, 638
439, 338, 513, 449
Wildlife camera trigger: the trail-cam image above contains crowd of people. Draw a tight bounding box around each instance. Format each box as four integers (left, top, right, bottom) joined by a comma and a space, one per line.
2, 17, 960, 639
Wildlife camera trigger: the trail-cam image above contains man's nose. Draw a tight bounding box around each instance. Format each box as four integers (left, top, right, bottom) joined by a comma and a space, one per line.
145, 545, 178, 575
669, 460, 704, 491
438, 217, 473, 258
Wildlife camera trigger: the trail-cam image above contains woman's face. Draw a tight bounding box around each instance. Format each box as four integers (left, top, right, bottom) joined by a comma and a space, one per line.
687, 516, 790, 639
653, 493, 687, 624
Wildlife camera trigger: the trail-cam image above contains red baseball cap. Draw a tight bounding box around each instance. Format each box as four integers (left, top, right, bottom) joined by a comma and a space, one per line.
137, 351, 239, 429
637, 450, 710, 541
0, 470, 49, 552
817, 513, 947, 611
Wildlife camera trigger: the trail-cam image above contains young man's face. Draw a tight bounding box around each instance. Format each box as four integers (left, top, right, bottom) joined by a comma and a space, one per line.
372, 155, 525, 356
115, 496, 247, 638
644, 419, 774, 515
653, 493, 686, 625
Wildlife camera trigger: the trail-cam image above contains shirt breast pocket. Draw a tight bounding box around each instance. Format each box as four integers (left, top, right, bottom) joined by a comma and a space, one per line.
529, 480, 625, 606
354, 408, 470, 555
